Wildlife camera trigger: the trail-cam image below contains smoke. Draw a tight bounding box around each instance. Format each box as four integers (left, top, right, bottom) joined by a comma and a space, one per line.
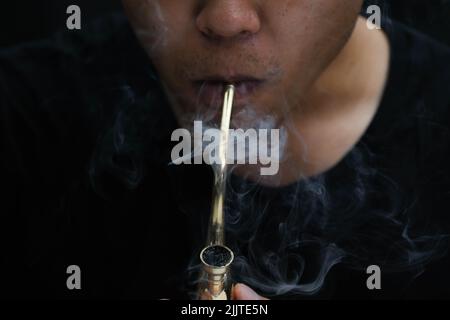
88, 80, 176, 198
85, 7, 449, 299
181, 84, 449, 298
90, 61, 448, 301
130, 0, 169, 55
221, 146, 448, 298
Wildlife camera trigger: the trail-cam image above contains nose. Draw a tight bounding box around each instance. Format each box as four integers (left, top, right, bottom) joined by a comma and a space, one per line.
196, 0, 261, 41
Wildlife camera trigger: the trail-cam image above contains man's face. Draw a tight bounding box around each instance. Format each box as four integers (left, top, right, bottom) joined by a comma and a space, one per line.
123, 0, 363, 128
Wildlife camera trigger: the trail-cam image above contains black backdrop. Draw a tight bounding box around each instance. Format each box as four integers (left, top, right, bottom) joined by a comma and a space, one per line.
0, 0, 449, 47
0, 0, 121, 46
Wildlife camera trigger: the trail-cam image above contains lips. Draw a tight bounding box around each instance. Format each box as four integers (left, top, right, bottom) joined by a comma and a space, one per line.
191, 76, 265, 109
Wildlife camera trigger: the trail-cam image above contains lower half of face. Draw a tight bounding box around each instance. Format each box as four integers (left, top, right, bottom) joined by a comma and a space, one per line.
123, 0, 363, 130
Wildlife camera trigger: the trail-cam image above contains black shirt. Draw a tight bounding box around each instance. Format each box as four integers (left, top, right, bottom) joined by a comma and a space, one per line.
1, 14, 450, 299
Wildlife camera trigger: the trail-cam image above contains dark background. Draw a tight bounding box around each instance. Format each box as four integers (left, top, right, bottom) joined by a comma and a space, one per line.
0, 0, 449, 47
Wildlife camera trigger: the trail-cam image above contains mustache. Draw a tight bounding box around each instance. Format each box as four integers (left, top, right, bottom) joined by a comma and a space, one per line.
175, 51, 283, 82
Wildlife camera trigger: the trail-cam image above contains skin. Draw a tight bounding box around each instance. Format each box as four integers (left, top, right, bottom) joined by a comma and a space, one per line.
233, 283, 268, 300
122, 0, 389, 185
122, 0, 390, 298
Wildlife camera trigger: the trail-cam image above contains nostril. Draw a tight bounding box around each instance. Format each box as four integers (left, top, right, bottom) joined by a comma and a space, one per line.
201, 28, 221, 41
237, 30, 254, 40
200, 29, 254, 42
196, 2, 261, 41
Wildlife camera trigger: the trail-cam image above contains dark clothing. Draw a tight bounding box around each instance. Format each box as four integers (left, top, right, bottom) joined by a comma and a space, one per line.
1, 14, 450, 299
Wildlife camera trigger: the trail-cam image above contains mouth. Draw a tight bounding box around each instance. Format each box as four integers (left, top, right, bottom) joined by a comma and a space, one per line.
191, 75, 266, 110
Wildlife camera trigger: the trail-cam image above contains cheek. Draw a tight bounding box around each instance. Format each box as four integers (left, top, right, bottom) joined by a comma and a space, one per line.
271, 0, 360, 45
283, 4, 358, 62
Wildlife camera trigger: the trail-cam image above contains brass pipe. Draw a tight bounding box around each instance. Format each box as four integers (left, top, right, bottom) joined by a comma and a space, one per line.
197, 85, 235, 300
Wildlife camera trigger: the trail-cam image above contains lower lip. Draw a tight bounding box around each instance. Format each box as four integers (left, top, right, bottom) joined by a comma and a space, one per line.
192, 80, 265, 109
